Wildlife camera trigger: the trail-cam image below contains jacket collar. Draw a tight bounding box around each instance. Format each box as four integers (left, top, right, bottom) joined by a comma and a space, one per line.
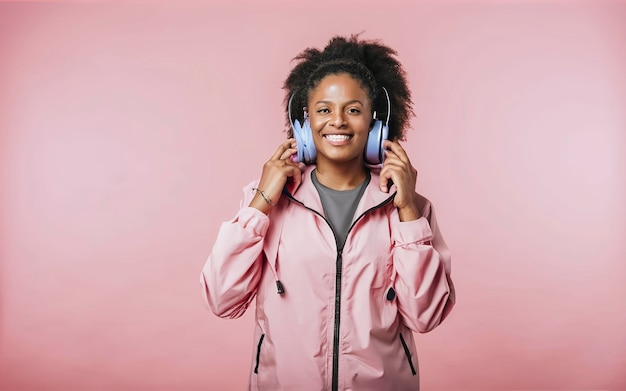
283, 164, 396, 218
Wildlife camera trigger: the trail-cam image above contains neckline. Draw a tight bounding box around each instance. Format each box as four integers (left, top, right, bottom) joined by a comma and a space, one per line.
312, 169, 371, 193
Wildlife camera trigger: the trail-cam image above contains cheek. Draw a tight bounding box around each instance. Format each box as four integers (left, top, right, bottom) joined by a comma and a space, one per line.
309, 117, 327, 133
356, 118, 373, 134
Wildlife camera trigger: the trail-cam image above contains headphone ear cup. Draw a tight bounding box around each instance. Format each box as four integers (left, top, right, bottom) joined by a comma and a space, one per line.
292, 119, 317, 164
364, 120, 389, 165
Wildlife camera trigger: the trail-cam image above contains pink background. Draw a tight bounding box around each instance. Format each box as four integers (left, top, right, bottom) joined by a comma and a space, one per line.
1, 1, 625, 390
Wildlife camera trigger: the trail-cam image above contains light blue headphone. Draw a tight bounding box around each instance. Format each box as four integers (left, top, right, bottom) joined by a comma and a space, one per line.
289, 87, 391, 166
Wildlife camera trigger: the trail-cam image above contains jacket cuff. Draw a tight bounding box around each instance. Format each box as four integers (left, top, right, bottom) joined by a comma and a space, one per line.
393, 216, 434, 245
234, 207, 270, 236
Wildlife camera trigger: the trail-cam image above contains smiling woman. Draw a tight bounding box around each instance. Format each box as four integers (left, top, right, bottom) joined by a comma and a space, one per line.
200, 34, 455, 390
2, 2, 624, 390
307, 74, 374, 187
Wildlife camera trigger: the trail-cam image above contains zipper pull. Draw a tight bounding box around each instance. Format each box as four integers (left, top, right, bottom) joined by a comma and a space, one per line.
386, 287, 396, 301
276, 280, 285, 295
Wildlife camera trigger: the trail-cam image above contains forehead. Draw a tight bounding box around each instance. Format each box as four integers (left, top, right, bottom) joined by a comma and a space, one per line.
308, 73, 370, 102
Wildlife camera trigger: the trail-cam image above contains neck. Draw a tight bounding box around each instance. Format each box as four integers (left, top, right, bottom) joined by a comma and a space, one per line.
314, 158, 368, 191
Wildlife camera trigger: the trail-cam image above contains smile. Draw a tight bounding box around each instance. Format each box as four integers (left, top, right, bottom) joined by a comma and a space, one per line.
324, 134, 352, 142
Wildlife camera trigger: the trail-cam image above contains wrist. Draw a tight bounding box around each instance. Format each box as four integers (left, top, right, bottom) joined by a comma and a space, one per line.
253, 187, 274, 206
249, 188, 275, 215
398, 204, 421, 222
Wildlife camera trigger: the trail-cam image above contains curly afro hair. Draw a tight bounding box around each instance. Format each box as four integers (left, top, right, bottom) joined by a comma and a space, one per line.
283, 34, 414, 141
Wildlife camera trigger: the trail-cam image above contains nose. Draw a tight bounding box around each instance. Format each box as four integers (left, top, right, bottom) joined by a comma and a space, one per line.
329, 111, 346, 128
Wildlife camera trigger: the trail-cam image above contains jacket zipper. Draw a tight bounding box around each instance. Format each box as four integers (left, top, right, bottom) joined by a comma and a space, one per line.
283, 189, 396, 391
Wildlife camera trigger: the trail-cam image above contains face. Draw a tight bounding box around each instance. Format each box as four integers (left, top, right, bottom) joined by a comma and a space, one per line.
306, 73, 373, 168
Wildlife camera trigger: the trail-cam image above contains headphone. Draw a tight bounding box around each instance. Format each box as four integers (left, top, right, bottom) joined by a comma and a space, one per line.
289, 87, 391, 166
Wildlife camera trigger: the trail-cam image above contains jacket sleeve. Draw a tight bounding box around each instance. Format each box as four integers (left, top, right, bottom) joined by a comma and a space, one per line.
390, 196, 456, 333
200, 182, 268, 319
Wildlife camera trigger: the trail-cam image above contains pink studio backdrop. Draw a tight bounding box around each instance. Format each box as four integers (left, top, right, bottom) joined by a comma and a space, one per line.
1, 1, 625, 390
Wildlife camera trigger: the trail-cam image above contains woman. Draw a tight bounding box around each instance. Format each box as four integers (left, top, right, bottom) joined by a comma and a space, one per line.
201, 34, 455, 391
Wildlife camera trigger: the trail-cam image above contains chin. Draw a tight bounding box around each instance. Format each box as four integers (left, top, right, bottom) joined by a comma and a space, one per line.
319, 153, 364, 166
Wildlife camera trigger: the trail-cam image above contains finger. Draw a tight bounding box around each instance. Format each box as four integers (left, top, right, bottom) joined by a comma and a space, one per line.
382, 153, 410, 175
291, 163, 302, 190
382, 162, 415, 190
284, 161, 303, 193
382, 150, 404, 166
383, 140, 411, 163
279, 146, 298, 161
379, 167, 394, 193
270, 138, 297, 160
385, 162, 416, 185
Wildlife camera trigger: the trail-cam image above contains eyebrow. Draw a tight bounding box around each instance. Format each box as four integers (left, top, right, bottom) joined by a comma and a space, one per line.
314, 100, 364, 106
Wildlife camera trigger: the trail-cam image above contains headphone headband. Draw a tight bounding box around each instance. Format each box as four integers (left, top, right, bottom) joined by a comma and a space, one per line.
381, 86, 391, 127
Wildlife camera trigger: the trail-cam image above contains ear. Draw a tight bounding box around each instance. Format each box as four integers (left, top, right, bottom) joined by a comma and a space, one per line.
303, 107, 309, 119
369, 111, 377, 130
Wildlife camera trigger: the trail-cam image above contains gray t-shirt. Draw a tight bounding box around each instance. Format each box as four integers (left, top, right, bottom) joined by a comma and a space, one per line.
312, 170, 371, 250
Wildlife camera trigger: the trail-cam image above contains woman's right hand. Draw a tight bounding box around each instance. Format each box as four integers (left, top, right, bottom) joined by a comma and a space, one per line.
248, 138, 301, 214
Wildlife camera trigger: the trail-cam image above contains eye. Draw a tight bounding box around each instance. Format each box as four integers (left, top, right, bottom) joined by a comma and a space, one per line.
317, 108, 330, 114
347, 107, 361, 114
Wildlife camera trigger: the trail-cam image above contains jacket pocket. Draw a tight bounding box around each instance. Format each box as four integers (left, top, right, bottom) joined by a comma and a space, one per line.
254, 334, 265, 374
399, 333, 417, 376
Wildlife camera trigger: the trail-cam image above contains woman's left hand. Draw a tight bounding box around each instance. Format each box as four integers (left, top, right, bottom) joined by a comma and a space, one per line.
379, 140, 421, 221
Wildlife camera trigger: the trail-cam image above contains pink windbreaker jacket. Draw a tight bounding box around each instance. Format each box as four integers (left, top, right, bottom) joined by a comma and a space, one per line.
201, 165, 455, 391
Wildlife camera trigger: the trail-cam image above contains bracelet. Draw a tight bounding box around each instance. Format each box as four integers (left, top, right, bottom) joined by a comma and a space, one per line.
252, 187, 275, 206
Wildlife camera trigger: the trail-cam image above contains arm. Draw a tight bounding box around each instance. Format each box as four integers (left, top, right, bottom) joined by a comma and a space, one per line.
201, 139, 300, 319
200, 185, 269, 319
390, 199, 455, 333
380, 140, 455, 332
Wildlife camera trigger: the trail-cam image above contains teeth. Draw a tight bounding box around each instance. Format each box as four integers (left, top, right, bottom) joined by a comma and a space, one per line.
325, 134, 351, 142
